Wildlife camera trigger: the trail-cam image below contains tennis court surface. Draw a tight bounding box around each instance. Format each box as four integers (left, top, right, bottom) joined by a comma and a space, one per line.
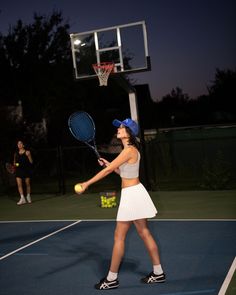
0, 220, 235, 295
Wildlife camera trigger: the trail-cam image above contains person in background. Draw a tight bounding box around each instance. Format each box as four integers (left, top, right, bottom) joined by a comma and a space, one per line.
75, 118, 165, 290
14, 140, 33, 205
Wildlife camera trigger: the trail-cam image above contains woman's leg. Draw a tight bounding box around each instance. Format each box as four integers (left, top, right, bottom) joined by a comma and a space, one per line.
109, 221, 132, 273
25, 178, 31, 195
16, 177, 26, 205
16, 177, 24, 195
25, 178, 32, 203
133, 219, 160, 265
134, 219, 165, 283
95, 221, 132, 289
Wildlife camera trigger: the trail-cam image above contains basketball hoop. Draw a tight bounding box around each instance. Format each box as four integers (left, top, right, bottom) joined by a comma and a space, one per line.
92, 62, 114, 86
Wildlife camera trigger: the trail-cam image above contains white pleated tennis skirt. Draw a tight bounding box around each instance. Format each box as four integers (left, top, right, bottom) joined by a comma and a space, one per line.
116, 183, 157, 221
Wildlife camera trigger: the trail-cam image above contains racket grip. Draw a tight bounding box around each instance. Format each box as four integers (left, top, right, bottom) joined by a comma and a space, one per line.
94, 150, 104, 166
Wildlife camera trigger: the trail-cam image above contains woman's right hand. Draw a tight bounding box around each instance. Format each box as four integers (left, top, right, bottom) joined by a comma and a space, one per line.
75, 182, 88, 195
98, 158, 110, 167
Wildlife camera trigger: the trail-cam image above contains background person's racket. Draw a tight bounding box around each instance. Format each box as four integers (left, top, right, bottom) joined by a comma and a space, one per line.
5, 163, 16, 174
68, 111, 102, 161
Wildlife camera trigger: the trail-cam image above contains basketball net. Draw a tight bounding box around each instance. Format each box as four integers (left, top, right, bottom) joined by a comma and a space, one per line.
92, 62, 114, 86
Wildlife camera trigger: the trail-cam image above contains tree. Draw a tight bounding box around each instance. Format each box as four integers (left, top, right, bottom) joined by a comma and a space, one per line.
207, 68, 236, 116
157, 87, 190, 126
0, 12, 89, 146
155, 69, 236, 128
0, 12, 72, 115
0, 11, 134, 147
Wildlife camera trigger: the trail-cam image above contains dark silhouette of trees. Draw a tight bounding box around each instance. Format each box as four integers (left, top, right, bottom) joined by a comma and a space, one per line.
0, 10, 235, 152
156, 87, 190, 127
1, 13, 71, 106
155, 69, 236, 128
0, 12, 94, 147
207, 68, 236, 122
0, 11, 130, 148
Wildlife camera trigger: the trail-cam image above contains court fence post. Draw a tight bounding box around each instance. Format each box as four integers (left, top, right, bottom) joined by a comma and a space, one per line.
57, 145, 66, 195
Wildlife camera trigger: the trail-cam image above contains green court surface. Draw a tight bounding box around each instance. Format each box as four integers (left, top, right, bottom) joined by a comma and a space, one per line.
0, 190, 235, 221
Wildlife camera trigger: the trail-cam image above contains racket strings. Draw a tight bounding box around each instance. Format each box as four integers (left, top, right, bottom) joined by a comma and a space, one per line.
69, 112, 95, 142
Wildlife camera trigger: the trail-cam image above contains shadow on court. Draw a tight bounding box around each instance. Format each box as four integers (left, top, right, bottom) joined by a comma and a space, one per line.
0, 220, 235, 295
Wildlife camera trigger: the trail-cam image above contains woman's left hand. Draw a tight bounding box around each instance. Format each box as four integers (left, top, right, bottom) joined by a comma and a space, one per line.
26, 151, 30, 157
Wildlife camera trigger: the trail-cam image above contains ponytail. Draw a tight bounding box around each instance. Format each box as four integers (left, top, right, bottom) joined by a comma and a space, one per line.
125, 127, 140, 150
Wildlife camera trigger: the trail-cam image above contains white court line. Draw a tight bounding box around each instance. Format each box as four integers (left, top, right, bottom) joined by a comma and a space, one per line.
0, 219, 235, 223
0, 220, 79, 223
218, 256, 236, 295
0, 220, 81, 261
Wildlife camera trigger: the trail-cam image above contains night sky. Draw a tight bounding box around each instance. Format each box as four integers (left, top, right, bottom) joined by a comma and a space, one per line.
0, 0, 235, 100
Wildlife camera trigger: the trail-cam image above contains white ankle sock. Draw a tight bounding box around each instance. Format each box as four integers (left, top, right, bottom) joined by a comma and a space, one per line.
107, 271, 118, 281
20, 194, 25, 199
153, 264, 163, 275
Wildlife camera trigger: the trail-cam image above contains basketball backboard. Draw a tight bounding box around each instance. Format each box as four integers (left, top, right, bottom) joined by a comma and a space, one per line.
70, 21, 151, 80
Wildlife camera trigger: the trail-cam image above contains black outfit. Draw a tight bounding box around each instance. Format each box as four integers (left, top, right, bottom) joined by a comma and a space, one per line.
15, 151, 32, 178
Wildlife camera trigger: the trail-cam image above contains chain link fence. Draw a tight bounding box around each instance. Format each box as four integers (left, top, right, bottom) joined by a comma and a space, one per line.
145, 125, 236, 190
1, 125, 235, 195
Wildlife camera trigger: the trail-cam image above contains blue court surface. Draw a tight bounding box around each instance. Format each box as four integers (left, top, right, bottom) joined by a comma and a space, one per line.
0, 220, 235, 295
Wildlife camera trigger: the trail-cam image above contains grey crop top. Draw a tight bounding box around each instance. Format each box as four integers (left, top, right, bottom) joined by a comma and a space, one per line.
119, 151, 140, 178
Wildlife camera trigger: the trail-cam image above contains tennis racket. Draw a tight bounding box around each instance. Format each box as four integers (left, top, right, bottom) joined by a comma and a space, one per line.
68, 111, 101, 160
6, 163, 16, 174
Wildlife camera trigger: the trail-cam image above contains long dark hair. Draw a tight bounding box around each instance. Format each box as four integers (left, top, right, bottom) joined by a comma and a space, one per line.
125, 127, 140, 150
15, 139, 29, 151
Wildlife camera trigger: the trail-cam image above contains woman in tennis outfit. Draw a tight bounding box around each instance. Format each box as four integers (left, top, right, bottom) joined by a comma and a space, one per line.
14, 140, 33, 205
77, 118, 165, 290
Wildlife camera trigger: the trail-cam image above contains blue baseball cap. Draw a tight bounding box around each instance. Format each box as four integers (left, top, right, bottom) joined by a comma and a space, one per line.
112, 118, 139, 136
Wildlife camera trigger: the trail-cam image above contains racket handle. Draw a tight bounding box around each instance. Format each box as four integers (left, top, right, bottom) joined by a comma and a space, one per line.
94, 150, 104, 167
94, 150, 101, 159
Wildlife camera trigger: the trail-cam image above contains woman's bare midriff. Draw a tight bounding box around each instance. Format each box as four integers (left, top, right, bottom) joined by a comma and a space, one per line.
121, 177, 140, 188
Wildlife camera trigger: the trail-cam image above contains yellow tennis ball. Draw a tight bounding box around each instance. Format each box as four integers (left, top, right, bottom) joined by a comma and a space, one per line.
74, 184, 83, 193
15, 163, 19, 167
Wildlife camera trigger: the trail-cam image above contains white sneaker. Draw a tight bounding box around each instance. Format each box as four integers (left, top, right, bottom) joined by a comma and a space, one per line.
26, 195, 32, 203
17, 198, 26, 205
